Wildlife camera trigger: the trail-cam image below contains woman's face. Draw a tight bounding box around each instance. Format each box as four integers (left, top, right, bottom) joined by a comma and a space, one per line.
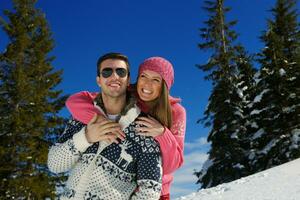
137, 70, 162, 102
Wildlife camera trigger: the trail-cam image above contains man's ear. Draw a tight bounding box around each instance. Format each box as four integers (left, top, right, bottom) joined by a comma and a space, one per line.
96, 76, 101, 87
127, 76, 130, 86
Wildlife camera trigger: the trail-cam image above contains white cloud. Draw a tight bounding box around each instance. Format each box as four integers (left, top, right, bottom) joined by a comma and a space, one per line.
173, 151, 207, 184
185, 137, 210, 150
171, 186, 194, 194
170, 141, 209, 199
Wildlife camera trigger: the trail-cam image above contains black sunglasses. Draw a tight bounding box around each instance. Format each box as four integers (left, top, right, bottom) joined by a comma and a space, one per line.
100, 67, 128, 78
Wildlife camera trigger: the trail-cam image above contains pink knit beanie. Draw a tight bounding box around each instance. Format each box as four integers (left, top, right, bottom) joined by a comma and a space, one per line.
138, 57, 174, 90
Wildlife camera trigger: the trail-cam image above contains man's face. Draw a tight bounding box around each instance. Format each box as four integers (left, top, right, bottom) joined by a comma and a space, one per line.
97, 59, 130, 98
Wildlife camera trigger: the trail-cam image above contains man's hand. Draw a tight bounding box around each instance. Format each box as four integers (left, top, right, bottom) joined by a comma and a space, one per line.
85, 114, 125, 144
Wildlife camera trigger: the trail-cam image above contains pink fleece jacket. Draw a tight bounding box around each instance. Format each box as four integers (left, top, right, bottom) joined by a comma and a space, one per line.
66, 91, 186, 196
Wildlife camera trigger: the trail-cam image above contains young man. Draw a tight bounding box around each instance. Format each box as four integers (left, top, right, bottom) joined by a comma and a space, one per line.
48, 53, 162, 200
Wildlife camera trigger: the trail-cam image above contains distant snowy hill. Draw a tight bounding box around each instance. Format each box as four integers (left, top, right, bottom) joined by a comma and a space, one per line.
176, 158, 300, 200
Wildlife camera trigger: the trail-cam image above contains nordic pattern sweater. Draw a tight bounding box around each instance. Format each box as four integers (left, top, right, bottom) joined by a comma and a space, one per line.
48, 100, 162, 200
65, 91, 186, 196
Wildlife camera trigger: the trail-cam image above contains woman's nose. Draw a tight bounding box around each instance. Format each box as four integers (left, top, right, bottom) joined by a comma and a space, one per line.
144, 80, 152, 87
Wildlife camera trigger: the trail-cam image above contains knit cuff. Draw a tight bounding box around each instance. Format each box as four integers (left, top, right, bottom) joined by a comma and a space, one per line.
154, 127, 169, 143
72, 127, 92, 153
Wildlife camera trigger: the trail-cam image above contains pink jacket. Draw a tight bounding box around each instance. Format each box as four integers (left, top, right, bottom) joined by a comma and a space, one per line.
66, 91, 186, 196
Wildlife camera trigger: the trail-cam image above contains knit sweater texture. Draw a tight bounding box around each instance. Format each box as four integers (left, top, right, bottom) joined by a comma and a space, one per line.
48, 95, 162, 200
65, 91, 186, 196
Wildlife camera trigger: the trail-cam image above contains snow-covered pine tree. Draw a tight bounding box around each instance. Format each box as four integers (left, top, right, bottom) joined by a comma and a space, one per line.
194, 0, 256, 188
0, 0, 67, 198
248, 0, 300, 172
233, 46, 257, 165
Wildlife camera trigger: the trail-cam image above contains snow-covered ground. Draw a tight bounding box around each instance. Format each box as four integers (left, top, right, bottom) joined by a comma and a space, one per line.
176, 158, 300, 200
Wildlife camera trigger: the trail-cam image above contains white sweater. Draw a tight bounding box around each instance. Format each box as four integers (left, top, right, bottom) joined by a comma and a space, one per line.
48, 105, 162, 200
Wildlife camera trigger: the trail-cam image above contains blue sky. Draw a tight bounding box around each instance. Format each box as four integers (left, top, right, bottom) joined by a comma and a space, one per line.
1, 0, 297, 199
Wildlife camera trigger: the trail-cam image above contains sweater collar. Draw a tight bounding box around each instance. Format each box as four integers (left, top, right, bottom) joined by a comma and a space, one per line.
93, 91, 140, 129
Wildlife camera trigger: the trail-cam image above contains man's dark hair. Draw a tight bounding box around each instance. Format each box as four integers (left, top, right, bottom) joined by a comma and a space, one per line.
97, 52, 130, 77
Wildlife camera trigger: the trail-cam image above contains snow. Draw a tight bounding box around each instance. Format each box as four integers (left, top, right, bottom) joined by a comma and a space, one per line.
237, 88, 243, 98
236, 81, 245, 87
260, 139, 279, 154
242, 86, 248, 91
250, 122, 258, 129
288, 77, 296, 81
252, 128, 265, 139
288, 93, 296, 99
176, 158, 300, 200
230, 131, 238, 139
250, 108, 265, 115
253, 71, 261, 83
291, 129, 300, 149
234, 110, 244, 118
279, 68, 286, 76
248, 89, 270, 108
224, 99, 230, 103
254, 89, 270, 103
232, 163, 244, 169
282, 105, 296, 113
283, 104, 300, 114
220, 125, 227, 131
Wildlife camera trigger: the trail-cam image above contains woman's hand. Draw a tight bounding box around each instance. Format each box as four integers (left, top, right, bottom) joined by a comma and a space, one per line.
135, 116, 165, 137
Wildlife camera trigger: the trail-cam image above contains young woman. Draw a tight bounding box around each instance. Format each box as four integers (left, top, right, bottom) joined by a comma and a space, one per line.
66, 57, 186, 200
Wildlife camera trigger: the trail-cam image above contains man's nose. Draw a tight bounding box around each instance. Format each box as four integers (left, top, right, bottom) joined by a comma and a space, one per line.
110, 71, 120, 79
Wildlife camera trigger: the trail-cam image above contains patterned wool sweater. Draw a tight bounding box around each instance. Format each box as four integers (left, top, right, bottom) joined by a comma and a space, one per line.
48, 100, 162, 200
66, 91, 186, 196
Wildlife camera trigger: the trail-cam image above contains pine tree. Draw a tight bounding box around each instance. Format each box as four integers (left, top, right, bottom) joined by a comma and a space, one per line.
194, 0, 256, 188
234, 47, 258, 174
0, 0, 67, 198
248, 0, 300, 172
